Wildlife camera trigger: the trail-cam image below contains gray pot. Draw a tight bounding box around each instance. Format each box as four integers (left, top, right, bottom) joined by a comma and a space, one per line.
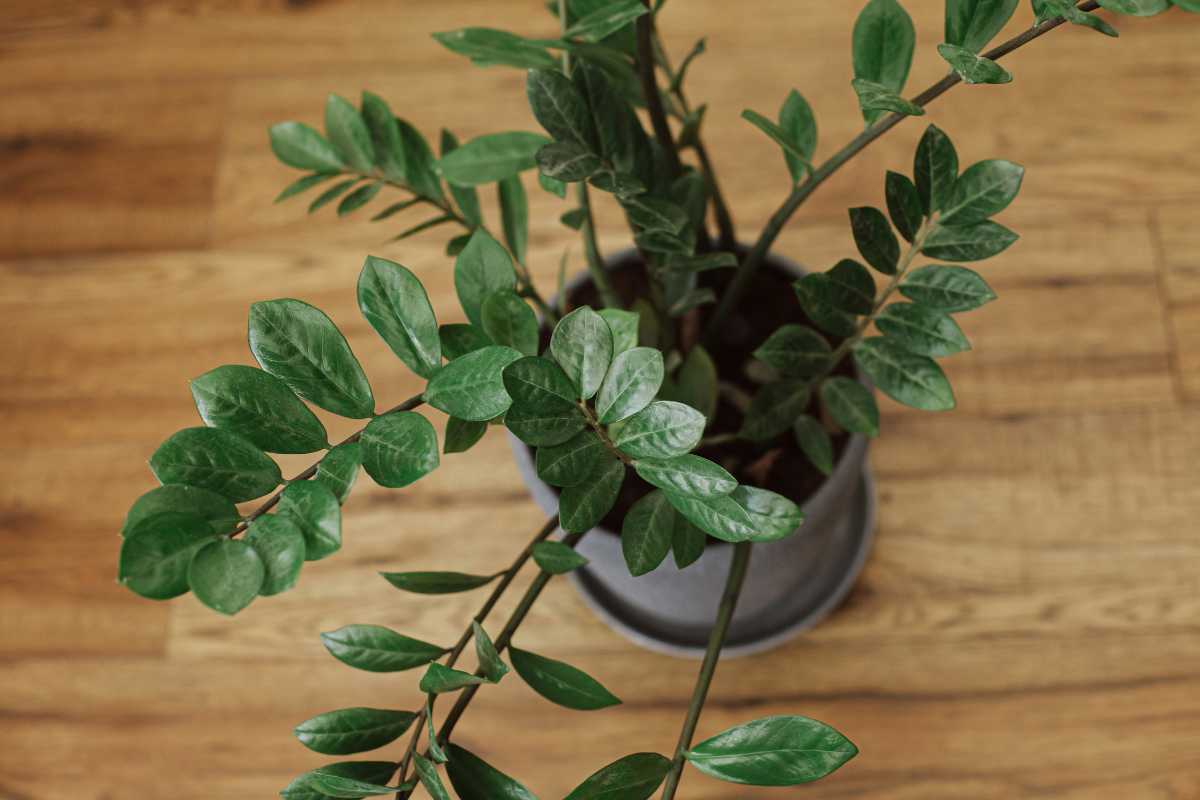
509, 253, 878, 659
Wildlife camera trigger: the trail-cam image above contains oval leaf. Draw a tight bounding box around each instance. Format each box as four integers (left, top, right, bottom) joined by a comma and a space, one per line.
559, 458, 626, 534
482, 290, 539, 357
438, 131, 550, 186
361, 411, 440, 488
149, 427, 282, 502
380, 571, 500, 594
122, 484, 238, 538
320, 624, 447, 673
899, 264, 996, 311
358, 256, 442, 379
634, 455, 735, 499
509, 646, 621, 710
188, 539, 265, 616
820, 377, 881, 437
245, 515, 306, 596
565, 752, 672, 800
424, 345, 524, 421
315, 442, 362, 504
551, 306, 614, 401
613, 400, 704, 460
277, 480, 343, 561
686, 715, 858, 785
532, 540, 589, 574
444, 743, 538, 800
118, 512, 217, 600
853, 336, 956, 410
294, 708, 417, 756
190, 364, 328, 454
876, 302, 971, 357
535, 430, 609, 488
595, 347, 664, 424
454, 229, 518, 329
621, 491, 676, 577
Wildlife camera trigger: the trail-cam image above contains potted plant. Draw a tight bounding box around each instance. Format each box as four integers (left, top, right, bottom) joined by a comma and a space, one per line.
115, 0, 1194, 796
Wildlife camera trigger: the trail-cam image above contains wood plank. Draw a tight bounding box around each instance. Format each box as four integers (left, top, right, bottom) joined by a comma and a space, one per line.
1154, 204, 1200, 399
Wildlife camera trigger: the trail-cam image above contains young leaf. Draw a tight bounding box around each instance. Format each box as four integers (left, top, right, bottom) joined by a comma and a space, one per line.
885, 171, 924, 243
149, 427, 282, 502
269, 122, 345, 173
360, 411, 440, 488
444, 744, 538, 800
439, 323, 492, 361
121, 484, 238, 538
424, 345, 524, 421
537, 141, 605, 182
937, 43, 1013, 85
361, 91, 407, 182
324, 94, 375, 174
444, 417, 488, 454
454, 229, 518, 328
190, 364, 330, 454
294, 708, 417, 756
118, 512, 217, 600
565, 0, 649, 41
852, 0, 917, 123
419, 663, 486, 693
281, 762, 399, 800
634, 454, 736, 499
853, 336, 956, 410
498, 174, 529, 264
849, 207, 901, 275
188, 539, 265, 616
482, 291, 539, 357
876, 303, 971, 357
614, 401, 705, 460
779, 90, 818, 182
438, 131, 550, 186
740, 110, 812, 172
945, 0, 1019, 53
938, 159, 1024, 226
380, 571, 500, 594
914, 124, 959, 215
275, 172, 339, 204
414, 754, 451, 800
527, 68, 598, 150
559, 458, 626, 533
659, 345, 718, 420
621, 491, 676, 576
900, 264, 997, 311
921, 220, 1018, 261
685, 715, 857, 785
249, 299, 375, 419
245, 515, 306, 596
564, 752, 672, 800
740, 380, 812, 442
827, 259, 878, 314
850, 78, 925, 119
433, 27, 559, 70
472, 621, 510, 682
337, 181, 382, 216
277, 480, 343, 561
532, 540, 589, 574
357, 256, 442, 379
535, 430, 609, 487
793, 415, 835, 476
595, 347, 665, 424
510, 647, 622, 709
672, 516, 707, 569
598, 308, 640, 355
551, 306, 615, 400
820, 377, 880, 437
320, 624, 447, 673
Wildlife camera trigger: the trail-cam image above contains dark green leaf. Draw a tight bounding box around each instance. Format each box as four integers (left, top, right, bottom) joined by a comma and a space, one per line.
424, 345, 524, 421
945, 0, 1019, 53
150, 427, 281, 502
560, 458, 626, 533
498, 175, 529, 264
122, 484, 237, 538
510, 647, 621, 709
921, 220, 1018, 261
914, 124, 959, 215
535, 430, 609, 487
826, 258, 877, 314
614, 401, 704, 460
320, 624, 446, 673
740, 110, 812, 172
424, 698, 448, 764
439, 130, 483, 226
849, 206, 900, 275
444, 417, 488, 454
337, 181, 381, 216
439, 323, 492, 361
306, 769, 398, 798
851, 78, 924, 118
937, 43, 1013, 84
396, 119, 445, 201
595, 347, 664, 424
740, 380, 812, 442
360, 411, 439, 488
361, 91, 407, 182
380, 571, 500, 594
276, 172, 339, 203
794, 277, 858, 338
294, 708, 417, 756
445, 744, 538, 800
503, 356, 579, 412
118, 512, 217, 600
793, 416, 835, 476
664, 486, 804, 543
455, 229, 519, 328
634, 454, 735, 499
324, 94, 375, 174
820, 377, 880, 437
482, 291, 539, 357
589, 170, 645, 197
357, 256, 442, 379
433, 27, 559, 69
551, 306, 614, 400
622, 196, 688, 235
853, 336, 955, 410
245, 515, 306, 596
371, 198, 421, 222
532, 540, 589, 574
565, 0, 648, 41
1097, 0, 1170, 14
281, 761, 398, 800
686, 715, 857, 785
852, 0, 916, 122
277, 480, 343, 561
939, 159, 1024, 226
597, 309, 640, 355
446, 233, 473, 256
438, 131, 550, 187
900, 264, 996, 311
779, 90, 818, 182
876, 302, 971, 357
527, 68, 597, 149
391, 214, 455, 242
565, 752, 671, 800
472, 621, 510, 682
414, 754, 451, 800
672, 516, 707, 569
658, 345, 717, 420
633, 229, 690, 256
269, 122, 345, 173
308, 178, 359, 213
537, 141, 604, 182
419, 663, 486, 693
191, 364, 329, 454
885, 171, 924, 243
621, 491, 675, 576
540, 170, 568, 197
315, 442, 361, 504
188, 539, 264, 615
661, 252, 738, 275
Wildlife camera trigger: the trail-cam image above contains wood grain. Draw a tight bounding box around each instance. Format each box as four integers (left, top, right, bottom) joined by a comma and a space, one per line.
1, 1, 1198, 798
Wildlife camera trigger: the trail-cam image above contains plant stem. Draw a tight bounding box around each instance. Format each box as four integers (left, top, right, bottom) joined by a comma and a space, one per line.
636, 1, 683, 180
702, 1, 1102, 344
231, 392, 425, 535
659, 541, 753, 799
580, 402, 634, 465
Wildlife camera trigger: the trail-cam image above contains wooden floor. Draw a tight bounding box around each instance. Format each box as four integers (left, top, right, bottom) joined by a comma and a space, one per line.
2, 1, 1199, 797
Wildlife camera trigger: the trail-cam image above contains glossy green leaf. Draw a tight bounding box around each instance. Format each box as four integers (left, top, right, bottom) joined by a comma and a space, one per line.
851, 78, 924, 118
564, 752, 671, 800
623, 196, 688, 235
269, 122, 345, 173
900, 264, 996, 311
939, 159, 1024, 226
852, 0, 916, 122
793, 416, 835, 476
945, 0, 1019, 52
277, 480, 343, 561
535, 430, 609, 487
245, 515, 306, 596
361, 91, 406, 182
414, 754, 451, 800
551, 306, 614, 400
854, 336, 955, 410
424, 345, 524, 421
1037, 1, 1117, 35
658, 345, 717, 420
396, 119, 445, 201
357, 256, 442, 379
634, 229, 691, 256
294, 708, 417, 756
438, 131, 550, 187
621, 491, 676, 576
826, 258, 878, 314
537, 141, 604, 182
1098, 0, 1170, 14
454, 229, 519, 329
876, 302, 970, 357
281, 761, 399, 800
498, 175, 529, 264
794, 276, 858, 338
419, 663, 486, 693
424, 698, 448, 764
597, 309, 639, 355
740, 110, 812, 172
118, 512, 217, 600
614, 401, 704, 460
122, 485, 237, 538
503, 359, 588, 446
324, 94, 375, 174
634, 454, 735, 499
444, 744, 538, 800
472, 621, 510, 682
315, 442, 361, 504
320, 624, 447, 673
885, 170, 924, 243
849, 206, 900, 275
672, 516, 707, 569
662, 492, 754, 543
360, 411, 439, 488
725, 486, 803, 541
444, 417, 488, 454
380, 571, 500, 594
559, 458, 625, 533
527, 68, 597, 149
921, 220, 1018, 261
306, 769, 398, 798
820, 377, 880, 437
572, 59, 639, 173
779, 90, 817, 182
510, 647, 621, 710
937, 43, 1013, 84
433, 27, 559, 69
337, 182, 381, 216
740, 380, 812, 441
914, 124, 959, 215
249, 299, 375, 419
188, 539, 265, 615
439, 130, 483, 226
595, 347, 664, 424
439, 323, 492, 361
275, 172, 339, 203
686, 715, 857, 785
532, 540, 589, 574
565, 0, 648, 41
149, 427, 282, 502
482, 291, 539, 357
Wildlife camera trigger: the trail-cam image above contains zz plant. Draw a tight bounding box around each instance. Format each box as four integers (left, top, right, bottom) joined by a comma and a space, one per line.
116, 0, 1189, 797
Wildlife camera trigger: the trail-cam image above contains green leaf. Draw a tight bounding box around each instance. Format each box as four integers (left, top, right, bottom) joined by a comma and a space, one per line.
826, 258, 878, 314
849, 207, 900, 275
914, 124, 959, 215
532, 540, 589, 574
565, 0, 648, 41
188, 539, 264, 616
686, 715, 857, 785
851, 78, 924, 118
672, 516, 707, 569
820, 377, 880, 437
876, 302, 971, 357
357, 256, 442, 380
852, 0, 916, 123
482, 291, 539, 357
455, 229, 519, 328
275, 172, 339, 203
794, 277, 858, 338
191, 365, 330, 454
149, 427, 281, 502
308, 178, 359, 214
740, 380, 812, 442
937, 43, 1013, 84
634, 454, 735, 499
380, 571, 500, 594
740, 110, 812, 172
445, 417, 488, 454
503, 357, 588, 446
597, 309, 640, 355
414, 754, 451, 800
371, 198, 421, 223
540, 170, 569, 197
396, 119, 445, 201
510, 646, 621, 709
899, 264, 996, 311
535, 430, 609, 487
277, 480, 343, 561
424, 698, 448, 764
361, 91, 406, 183
269, 122, 345, 173
779, 90, 817, 182
446, 233, 473, 256
281, 762, 399, 800
658, 345, 717, 420
419, 663, 486, 693
294, 708, 417, 756
527, 68, 598, 149
661, 492, 753, 543
249, 299, 375, 419
433, 27, 559, 69
945, 0, 1018, 53
472, 621, 510, 682
444, 744, 538, 800
537, 141, 604, 182
853, 337, 955, 410
324, 94, 375, 174
439, 130, 483, 226
734, 486, 806, 541
922, 220, 1018, 261
885, 171, 924, 243
315, 442, 361, 504
245, 515, 306, 596
595, 347, 664, 424
793, 416, 835, 476
337, 181, 381, 216
306, 769, 399, 798
622, 196, 688, 235
498, 175, 529, 264
661, 252, 739, 276
439, 323, 492, 361
621, 491, 676, 576
634, 230, 691, 256
118, 512, 217, 600
560, 458, 625, 533
551, 306, 615, 400
1173, 0, 1200, 12
320, 624, 447, 673
438, 131, 550, 187
565, 752, 672, 800
1098, 0, 1170, 14
613, 401, 704, 460
360, 411, 439, 488
938, 159, 1024, 226
122, 485, 237, 538
573, 61, 640, 172
424, 345, 524, 421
